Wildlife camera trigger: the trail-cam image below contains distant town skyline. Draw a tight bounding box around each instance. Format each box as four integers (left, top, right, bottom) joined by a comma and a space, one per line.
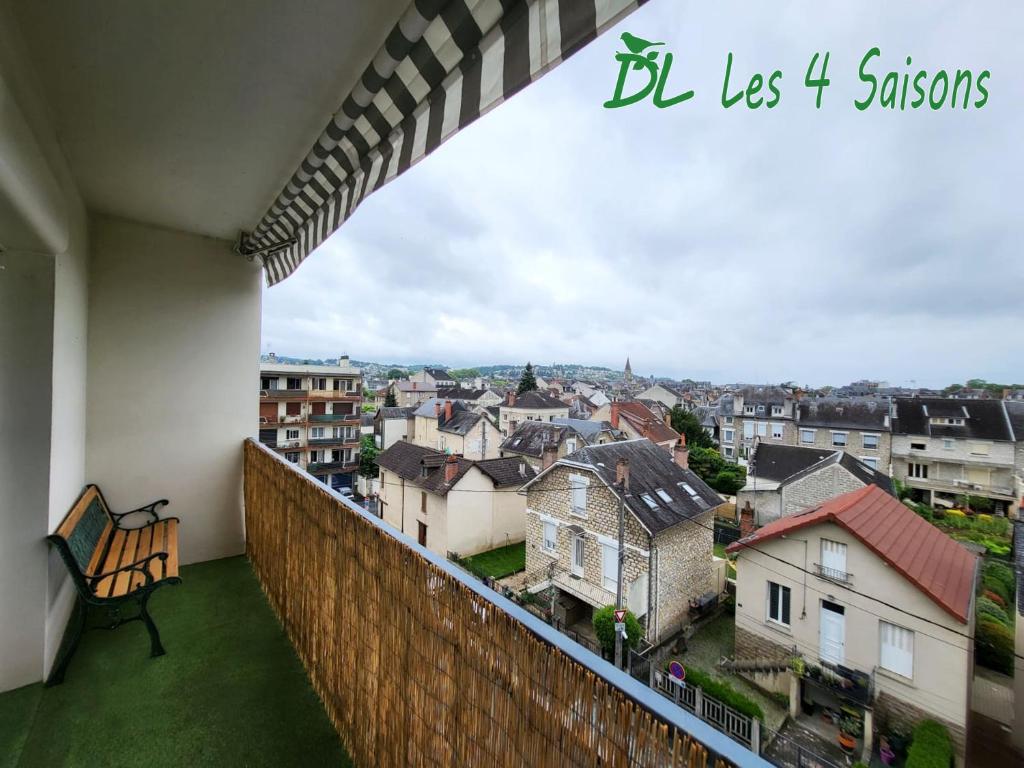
262, 1, 1022, 392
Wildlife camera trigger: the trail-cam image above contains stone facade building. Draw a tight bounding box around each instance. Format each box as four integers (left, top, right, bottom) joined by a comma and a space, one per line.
795, 399, 892, 472
522, 438, 722, 645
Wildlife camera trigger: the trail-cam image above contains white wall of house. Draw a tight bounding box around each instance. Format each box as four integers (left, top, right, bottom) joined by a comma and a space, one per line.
86, 215, 262, 566
734, 523, 973, 738
0, 4, 91, 691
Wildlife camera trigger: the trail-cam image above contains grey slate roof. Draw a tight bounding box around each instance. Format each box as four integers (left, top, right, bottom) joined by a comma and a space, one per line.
893, 397, 1015, 441
376, 440, 533, 496
560, 438, 723, 534
798, 399, 890, 430
1005, 401, 1024, 441
552, 417, 616, 442
505, 390, 566, 409
379, 406, 415, 420
475, 457, 537, 487
438, 409, 481, 436
500, 421, 570, 457
750, 443, 893, 495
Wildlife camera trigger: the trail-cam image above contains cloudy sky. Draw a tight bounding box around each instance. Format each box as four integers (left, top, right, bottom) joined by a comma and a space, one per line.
262, 1, 1022, 388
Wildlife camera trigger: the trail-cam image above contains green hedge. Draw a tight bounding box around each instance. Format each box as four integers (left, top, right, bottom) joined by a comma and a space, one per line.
905, 720, 952, 768
678, 665, 763, 721
976, 596, 1010, 627
976, 619, 1014, 675
982, 561, 1015, 600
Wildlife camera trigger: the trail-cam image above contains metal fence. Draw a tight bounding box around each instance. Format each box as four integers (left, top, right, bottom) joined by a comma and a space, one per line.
653, 671, 760, 754
244, 439, 772, 768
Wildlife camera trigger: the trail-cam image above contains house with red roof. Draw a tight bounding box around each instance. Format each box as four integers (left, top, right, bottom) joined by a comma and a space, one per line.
727, 484, 978, 762
589, 400, 682, 451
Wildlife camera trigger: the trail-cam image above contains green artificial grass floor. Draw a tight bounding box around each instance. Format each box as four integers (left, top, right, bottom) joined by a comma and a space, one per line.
0, 556, 352, 768
462, 541, 526, 579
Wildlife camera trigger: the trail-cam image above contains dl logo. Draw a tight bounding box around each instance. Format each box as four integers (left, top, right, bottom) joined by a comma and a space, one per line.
603, 33, 693, 109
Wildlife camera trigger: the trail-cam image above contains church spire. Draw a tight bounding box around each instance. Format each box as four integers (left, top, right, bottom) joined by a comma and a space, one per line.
624, 357, 633, 382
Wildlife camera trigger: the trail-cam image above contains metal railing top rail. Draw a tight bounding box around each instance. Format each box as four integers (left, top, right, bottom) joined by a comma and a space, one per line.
245, 438, 772, 768
812, 563, 852, 584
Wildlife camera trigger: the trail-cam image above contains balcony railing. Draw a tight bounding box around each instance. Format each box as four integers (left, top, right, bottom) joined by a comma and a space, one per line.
308, 413, 359, 422
243, 439, 768, 768
307, 437, 360, 447
305, 460, 358, 474
813, 563, 852, 584
902, 476, 1015, 499
260, 388, 308, 398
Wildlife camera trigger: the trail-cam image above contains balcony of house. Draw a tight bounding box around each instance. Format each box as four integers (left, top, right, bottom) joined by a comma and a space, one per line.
260, 389, 309, 399
308, 413, 360, 424
902, 474, 1016, 501
307, 437, 361, 448
306, 460, 360, 475
307, 389, 362, 402
812, 563, 853, 585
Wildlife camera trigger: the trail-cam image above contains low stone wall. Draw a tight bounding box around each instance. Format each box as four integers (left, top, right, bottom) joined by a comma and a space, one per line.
734, 626, 795, 695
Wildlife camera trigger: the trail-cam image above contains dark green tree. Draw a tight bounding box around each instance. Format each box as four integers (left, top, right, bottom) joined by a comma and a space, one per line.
384, 388, 398, 407
669, 406, 715, 449
516, 362, 538, 394
592, 605, 642, 653
687, 446, 746, 496
359, 434, 379, 478
387, 368, 405, 380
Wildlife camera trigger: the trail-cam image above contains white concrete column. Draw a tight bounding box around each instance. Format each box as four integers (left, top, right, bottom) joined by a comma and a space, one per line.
789, 671, 801, 718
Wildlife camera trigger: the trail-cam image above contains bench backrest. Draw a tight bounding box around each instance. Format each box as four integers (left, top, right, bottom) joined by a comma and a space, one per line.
51, 486, 112, 575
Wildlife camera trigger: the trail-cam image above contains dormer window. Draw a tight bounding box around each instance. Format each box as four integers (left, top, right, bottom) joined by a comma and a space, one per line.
744, 405, 755, 415
641, 493, 658, 509
756, 405, 765, 415
771, 406, 783, 417
420, 465, 429, 478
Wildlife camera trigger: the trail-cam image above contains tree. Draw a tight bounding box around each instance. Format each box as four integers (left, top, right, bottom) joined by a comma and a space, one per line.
384, 388, 398, 407
592, 605, 642, 653
359, 434, 379, 478
450, 368, 480, 381
516, 362, 538, 394
387, 368, 405, 380
687, 446, 746, 496
669, 406, 715, 449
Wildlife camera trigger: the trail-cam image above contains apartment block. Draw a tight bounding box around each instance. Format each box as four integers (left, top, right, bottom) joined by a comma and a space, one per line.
258, 355, 363, 491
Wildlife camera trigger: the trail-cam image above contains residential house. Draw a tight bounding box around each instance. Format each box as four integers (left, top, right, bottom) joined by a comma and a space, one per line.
796, 399, 892, 472
498, 390, 570, 436
892, 397, 1019, 516
258, 357, 362, 490
522, 439, 723, 644
374, 406, 415, 450
410, 367, 456, 388
728, 485, 978, 762
1005, 401, 1024, 518
639, 382, 687, 409
390, 379, 437, 408
718, 386, 798, 464
436, 386, 503, 408
638, 398, 673, 424
411, 398, 499, 460
590, 401, 681, 451
499, 419, 619, 469
691, 404, 720, 444
376, 441, 535, 557
1013, 521, 1024, 755
737, 443, 894, 529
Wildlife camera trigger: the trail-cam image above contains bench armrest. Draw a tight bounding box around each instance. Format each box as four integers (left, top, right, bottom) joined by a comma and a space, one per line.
110, 499, 169, 525
88, 552, 167, 589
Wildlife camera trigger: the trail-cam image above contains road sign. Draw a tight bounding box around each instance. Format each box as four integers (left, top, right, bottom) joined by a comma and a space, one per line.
613, 609, 626, 623
668, 660, 685, 681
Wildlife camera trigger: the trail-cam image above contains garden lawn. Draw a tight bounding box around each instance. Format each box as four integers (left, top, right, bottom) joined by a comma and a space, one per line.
462, 542, 526, 579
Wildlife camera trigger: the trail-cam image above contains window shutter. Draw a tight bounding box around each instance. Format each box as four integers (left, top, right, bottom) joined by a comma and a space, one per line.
880, 622, 914, 677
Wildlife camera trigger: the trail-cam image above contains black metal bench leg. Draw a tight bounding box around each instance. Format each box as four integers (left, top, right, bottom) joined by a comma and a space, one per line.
46, 595, 87, 687
139, 591, 166, 658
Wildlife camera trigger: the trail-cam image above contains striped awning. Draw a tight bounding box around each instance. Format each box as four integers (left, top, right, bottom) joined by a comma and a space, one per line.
243, 0, 647, 285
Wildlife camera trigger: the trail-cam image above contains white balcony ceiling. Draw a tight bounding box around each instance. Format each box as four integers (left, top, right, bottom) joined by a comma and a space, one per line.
12, 0, 408, 240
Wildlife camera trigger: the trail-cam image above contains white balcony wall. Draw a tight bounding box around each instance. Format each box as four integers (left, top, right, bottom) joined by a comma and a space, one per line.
0, 3, 90, 692
86, 215, 261, 567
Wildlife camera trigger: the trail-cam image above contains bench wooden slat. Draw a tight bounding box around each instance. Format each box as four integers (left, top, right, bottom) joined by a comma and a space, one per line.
111, 529, 141, 598
149, 521, 166, 582
85, 521, 113, 576
55, 486, 102, 540
130, 526, 154, 591
95, 528, 128, 598
165, 519, 179, 579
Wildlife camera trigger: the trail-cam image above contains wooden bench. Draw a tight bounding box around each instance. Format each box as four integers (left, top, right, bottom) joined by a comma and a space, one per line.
46, 484, 181, 685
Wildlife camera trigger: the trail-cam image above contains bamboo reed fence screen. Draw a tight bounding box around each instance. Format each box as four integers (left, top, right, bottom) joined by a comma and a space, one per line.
244, 440, 734, 768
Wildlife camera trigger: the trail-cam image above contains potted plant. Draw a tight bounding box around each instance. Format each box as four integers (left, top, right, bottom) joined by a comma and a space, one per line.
837, 714, 862, 755
879, 735, 896, 766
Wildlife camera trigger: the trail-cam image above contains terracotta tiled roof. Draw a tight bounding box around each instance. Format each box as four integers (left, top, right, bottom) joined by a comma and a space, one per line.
614, 401, 680, 445
727, 485, 977, 623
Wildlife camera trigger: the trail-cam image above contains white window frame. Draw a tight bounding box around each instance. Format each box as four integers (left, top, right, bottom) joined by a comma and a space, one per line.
743, 422, 754, 439
860, 456, 879, 470
756, 422, 767, 437
542, 521, 557, 553
942, 439, 954, 450
767, 581, 791, 627
601, 543, 617, 592
569, 474, 589, 518
310, 426, 325, 439
309, 449, 324, 463
285, 428, 300, 441
771, 422, 784, 440
800, 428, 816, 444
723, 416, 734, 425
565, 438, 577, 454
909, 462, 928, 479
820, 539, 847, 575
744, 405, 755, 415
831, 431, 848, 447
771, 406, 784, 417
879, 621, 914, 679
724, 446, 735, 458
722, 428, 734, 444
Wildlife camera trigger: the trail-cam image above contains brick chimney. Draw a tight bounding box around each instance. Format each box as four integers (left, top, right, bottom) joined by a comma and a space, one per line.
444, 455, 459, 484
542, 442, 558, 470
444, 399, 453, 423
610, 401, 620, 429
507, 391, 516, 406
739, 501, 755, 538
673, 436, 688, 470
615, 458, 630, 489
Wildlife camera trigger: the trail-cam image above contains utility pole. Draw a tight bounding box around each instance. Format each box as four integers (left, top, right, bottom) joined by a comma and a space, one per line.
614, 458, 629, 670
